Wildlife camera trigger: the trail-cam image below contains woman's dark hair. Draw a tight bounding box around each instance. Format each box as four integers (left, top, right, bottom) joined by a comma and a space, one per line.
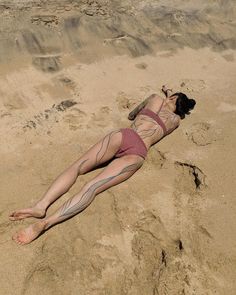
171, 92, 196, 119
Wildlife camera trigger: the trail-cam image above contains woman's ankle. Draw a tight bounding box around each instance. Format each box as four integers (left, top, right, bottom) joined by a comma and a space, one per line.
34, 201, 49, 212
37, 218, 50, 231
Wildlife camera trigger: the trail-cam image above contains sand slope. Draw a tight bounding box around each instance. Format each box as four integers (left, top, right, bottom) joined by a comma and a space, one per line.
0, 1, 236, 295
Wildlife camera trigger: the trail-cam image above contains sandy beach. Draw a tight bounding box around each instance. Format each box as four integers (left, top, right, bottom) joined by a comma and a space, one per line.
0, 1, 236, 294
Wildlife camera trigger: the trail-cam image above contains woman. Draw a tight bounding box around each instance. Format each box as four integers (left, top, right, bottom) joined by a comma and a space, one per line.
10, 85, 196, 245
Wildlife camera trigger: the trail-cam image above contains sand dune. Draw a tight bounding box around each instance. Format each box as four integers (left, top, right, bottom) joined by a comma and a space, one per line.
0, 1, 236, 294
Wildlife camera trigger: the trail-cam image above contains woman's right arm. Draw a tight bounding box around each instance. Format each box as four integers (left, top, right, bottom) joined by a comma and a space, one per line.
128, 94, 156, 120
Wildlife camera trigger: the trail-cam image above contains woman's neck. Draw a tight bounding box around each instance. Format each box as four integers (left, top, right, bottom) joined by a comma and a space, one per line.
164, 99, 176, 113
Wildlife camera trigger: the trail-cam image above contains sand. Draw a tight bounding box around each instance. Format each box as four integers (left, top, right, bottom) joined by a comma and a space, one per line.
0, 1, 236, 294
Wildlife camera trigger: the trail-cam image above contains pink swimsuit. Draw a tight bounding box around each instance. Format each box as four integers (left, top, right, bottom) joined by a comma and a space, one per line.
115, 128, 148, 159
115, 99, 168, 160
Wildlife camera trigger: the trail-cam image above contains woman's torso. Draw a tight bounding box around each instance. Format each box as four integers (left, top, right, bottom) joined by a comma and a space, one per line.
130, 94, 180, 149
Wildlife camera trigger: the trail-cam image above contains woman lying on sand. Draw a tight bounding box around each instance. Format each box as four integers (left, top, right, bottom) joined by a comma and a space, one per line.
10, 85, 196, 245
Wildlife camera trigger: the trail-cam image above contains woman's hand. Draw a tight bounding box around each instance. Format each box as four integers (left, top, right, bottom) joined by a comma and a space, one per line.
162, 85, 173, 97
128, 113, 135, 120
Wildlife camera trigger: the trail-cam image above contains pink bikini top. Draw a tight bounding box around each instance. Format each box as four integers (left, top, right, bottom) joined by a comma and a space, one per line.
138, 99, 168, 135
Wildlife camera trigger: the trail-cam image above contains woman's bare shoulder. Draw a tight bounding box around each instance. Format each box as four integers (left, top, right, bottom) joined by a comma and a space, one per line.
147, 93, 164, 105
148, 93, 163, 100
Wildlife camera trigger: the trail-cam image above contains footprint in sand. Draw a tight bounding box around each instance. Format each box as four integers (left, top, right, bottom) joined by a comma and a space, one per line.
116, 92, 136, 111
3, 93, 27, 111
23, 100, 78, 131
180, 79, 206, 93
0, 110, 12, 118
146, 147, 166, 169
89, 106, 111, 127
22, 263, 61, 295
54, 75, 77, 92
131, 210, 172, 282
186, 122, 220, 146
132, 238, 162, 279
63, 108, 87, 130
100, 106, 110, 114
135, 62, 148, 69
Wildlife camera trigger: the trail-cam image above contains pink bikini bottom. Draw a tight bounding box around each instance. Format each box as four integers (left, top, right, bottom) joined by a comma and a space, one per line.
115, 128, 148, 159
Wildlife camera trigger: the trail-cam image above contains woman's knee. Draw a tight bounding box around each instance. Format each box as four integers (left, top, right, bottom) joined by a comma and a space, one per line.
70, 159, 90, 176
78, 163, 90, 175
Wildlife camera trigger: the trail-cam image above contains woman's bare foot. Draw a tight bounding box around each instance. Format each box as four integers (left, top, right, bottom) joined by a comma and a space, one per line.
9, 206, 46, 221
12, 221, 46, 245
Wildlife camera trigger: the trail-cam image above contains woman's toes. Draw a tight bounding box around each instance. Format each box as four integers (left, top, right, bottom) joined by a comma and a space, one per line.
18, 239, 24, 245
9, 212, 16, 218
9, 211, 23, 220
16, 238, 21, 244
13, 231, 23, 242
15, 234, 23, 244
9, 215, 18, 221
9, 207, 44, 221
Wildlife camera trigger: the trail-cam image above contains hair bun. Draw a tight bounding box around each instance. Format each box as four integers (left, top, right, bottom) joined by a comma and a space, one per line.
188, 99, 196, 109
174, 92, 196, 119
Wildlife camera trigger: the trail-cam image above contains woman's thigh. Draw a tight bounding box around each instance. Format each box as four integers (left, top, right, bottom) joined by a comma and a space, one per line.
70, 130, 122, 175
83, 154, 144, 195
58, 155, 144, 219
